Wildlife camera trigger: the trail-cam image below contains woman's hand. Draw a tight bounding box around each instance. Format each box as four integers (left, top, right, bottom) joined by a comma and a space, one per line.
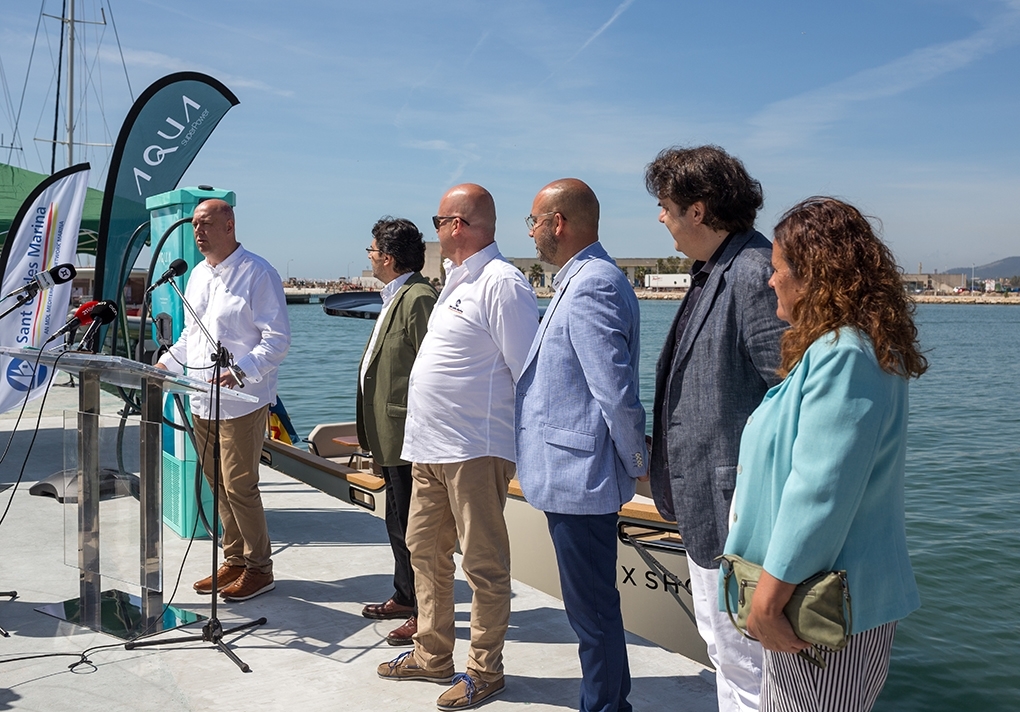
746, 570, 812, 654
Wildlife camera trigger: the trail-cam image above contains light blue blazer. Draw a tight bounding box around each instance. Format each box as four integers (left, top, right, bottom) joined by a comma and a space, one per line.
514, 242, 647, 515
722, 329, 920, 633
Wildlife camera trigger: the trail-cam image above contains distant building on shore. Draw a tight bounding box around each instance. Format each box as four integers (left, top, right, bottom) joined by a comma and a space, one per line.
644, 273, 692, 290
900, 272, 966, 293
417, 242, 683, 288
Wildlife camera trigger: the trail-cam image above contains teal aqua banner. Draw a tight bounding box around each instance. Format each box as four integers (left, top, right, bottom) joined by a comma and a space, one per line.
93, 72, 239, 306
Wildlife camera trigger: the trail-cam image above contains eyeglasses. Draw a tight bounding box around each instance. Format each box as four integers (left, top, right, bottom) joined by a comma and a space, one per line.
525, 212, 558, 230
365, 247, 384, 256
432, 215, 470, 230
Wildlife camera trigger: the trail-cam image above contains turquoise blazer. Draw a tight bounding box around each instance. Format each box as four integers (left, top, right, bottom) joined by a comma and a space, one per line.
721, 328, 920, 633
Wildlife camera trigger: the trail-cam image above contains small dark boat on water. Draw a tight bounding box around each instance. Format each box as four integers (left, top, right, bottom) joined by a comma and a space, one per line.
321, 291, 383, 319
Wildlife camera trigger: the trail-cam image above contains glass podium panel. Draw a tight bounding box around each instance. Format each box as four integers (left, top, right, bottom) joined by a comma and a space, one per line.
62, 410, 149, 590
0, 346, 259, 639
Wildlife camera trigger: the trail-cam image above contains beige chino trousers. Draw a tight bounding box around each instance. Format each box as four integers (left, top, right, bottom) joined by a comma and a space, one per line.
407, 457, 515, 683
194, 405, 272, 574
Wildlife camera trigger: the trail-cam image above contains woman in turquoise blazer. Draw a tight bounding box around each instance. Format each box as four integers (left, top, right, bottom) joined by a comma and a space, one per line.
722, 197, 927, 711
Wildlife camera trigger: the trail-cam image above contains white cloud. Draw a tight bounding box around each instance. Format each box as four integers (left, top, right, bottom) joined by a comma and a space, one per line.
100, 46, 294, 98
465, 31, 491, 64
747, 1, 1020, 151
567, 0, 637, 64
405, 138, 481, 184
407, 139, 453, 151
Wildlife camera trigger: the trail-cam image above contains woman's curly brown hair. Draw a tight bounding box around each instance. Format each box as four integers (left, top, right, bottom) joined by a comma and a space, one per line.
774, 197, 927, 379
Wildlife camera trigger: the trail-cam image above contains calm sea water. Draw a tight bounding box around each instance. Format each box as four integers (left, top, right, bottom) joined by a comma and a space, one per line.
277, 300, 1020, 711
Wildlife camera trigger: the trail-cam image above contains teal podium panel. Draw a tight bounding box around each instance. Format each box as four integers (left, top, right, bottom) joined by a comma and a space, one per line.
146, 186, 236, 539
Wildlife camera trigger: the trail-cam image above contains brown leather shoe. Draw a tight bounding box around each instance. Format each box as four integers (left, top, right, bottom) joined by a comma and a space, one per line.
362, 597, 416, 620
193, 564, 244, 594
386, 616, 416, 646
219, 569, 275, 601
376, 651, 454, 683
437, 673, 505, 710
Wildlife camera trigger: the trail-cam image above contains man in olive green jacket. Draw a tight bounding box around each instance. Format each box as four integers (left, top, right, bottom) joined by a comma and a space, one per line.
356, 217, 438, 645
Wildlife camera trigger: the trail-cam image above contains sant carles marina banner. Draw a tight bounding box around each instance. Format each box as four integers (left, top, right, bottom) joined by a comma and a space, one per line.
93, 72, 239, 307
0, 163, 89, 414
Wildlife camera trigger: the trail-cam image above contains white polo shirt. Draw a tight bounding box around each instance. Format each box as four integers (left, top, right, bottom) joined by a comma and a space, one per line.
401, 242, 539, 464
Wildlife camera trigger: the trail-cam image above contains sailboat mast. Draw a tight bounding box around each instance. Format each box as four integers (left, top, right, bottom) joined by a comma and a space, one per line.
66, 0, 75, 167
50, 0, 66, 174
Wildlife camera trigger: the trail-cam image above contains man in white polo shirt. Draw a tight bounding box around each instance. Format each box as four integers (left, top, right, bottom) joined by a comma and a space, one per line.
377, 183, 539, 712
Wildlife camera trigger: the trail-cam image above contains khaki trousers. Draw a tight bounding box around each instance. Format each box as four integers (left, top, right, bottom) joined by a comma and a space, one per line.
408, 457, 514, 682
193, 405, 272, 574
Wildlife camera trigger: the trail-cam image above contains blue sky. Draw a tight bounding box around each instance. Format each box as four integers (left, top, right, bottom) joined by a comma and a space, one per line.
2, 0, 1019, 278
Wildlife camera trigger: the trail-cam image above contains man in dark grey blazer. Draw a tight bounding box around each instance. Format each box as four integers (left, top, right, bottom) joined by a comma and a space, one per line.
357, 217, 437, 646
645, 146, 786, 712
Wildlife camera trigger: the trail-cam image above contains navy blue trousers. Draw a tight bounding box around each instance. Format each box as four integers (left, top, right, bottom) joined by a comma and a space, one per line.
546, 511, 632, 712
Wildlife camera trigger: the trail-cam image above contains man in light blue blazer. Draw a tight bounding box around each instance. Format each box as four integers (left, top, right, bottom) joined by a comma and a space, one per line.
515, 179, 647, 712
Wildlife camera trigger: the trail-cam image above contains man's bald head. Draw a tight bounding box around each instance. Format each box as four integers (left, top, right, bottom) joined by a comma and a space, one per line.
195, 198, 235, 224
435, 183, 498, 264
529, 178, 600, 267
192, 198, 238, 266
535, 179, 599, 235
440, 184, 496, 237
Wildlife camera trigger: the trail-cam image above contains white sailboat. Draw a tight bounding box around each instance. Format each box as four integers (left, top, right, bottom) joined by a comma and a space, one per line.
1, 0, 132, 202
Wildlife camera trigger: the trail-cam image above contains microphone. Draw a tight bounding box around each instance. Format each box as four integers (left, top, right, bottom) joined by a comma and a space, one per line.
75, 300, 118, 353
1, 263, 77, 301
46, 300, 100, 344
146, 259, 188, 295
228, 363, 246, 389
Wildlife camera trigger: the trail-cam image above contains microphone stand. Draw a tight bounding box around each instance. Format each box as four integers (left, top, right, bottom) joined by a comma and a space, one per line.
60, 327, 78, 386
0, 289, 41, 322
0, 591, 15, 637
124, 276, 264, 672
162, 277, 246, 388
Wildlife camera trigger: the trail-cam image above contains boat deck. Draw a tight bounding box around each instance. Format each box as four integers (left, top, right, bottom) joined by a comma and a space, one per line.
0, 385, 715, 711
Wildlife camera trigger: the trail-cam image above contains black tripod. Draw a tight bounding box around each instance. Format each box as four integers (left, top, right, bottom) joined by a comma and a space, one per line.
125, 276, 264, 671
0, 590, 15, 637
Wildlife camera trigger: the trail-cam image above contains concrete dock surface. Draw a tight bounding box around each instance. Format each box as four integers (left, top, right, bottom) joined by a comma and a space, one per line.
0, 382, 715, 711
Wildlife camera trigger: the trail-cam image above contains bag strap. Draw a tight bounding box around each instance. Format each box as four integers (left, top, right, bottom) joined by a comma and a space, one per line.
839, 571, 853, 638
719, 557, 758, 642
719, 556, 829, 670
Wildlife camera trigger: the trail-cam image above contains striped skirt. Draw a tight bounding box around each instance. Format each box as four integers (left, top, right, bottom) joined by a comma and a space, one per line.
760, 621, 897, 712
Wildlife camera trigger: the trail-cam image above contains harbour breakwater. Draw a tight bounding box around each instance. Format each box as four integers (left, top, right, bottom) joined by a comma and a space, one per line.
912, 293, 1020, 304
540, 288, 1020, 304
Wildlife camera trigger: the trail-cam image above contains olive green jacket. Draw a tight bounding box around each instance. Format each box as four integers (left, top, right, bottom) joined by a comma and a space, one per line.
356, 272, 437, 466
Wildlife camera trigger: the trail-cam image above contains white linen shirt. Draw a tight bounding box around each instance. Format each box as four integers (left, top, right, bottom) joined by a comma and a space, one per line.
158, 244, 290, 419
401, 242, 539, 464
